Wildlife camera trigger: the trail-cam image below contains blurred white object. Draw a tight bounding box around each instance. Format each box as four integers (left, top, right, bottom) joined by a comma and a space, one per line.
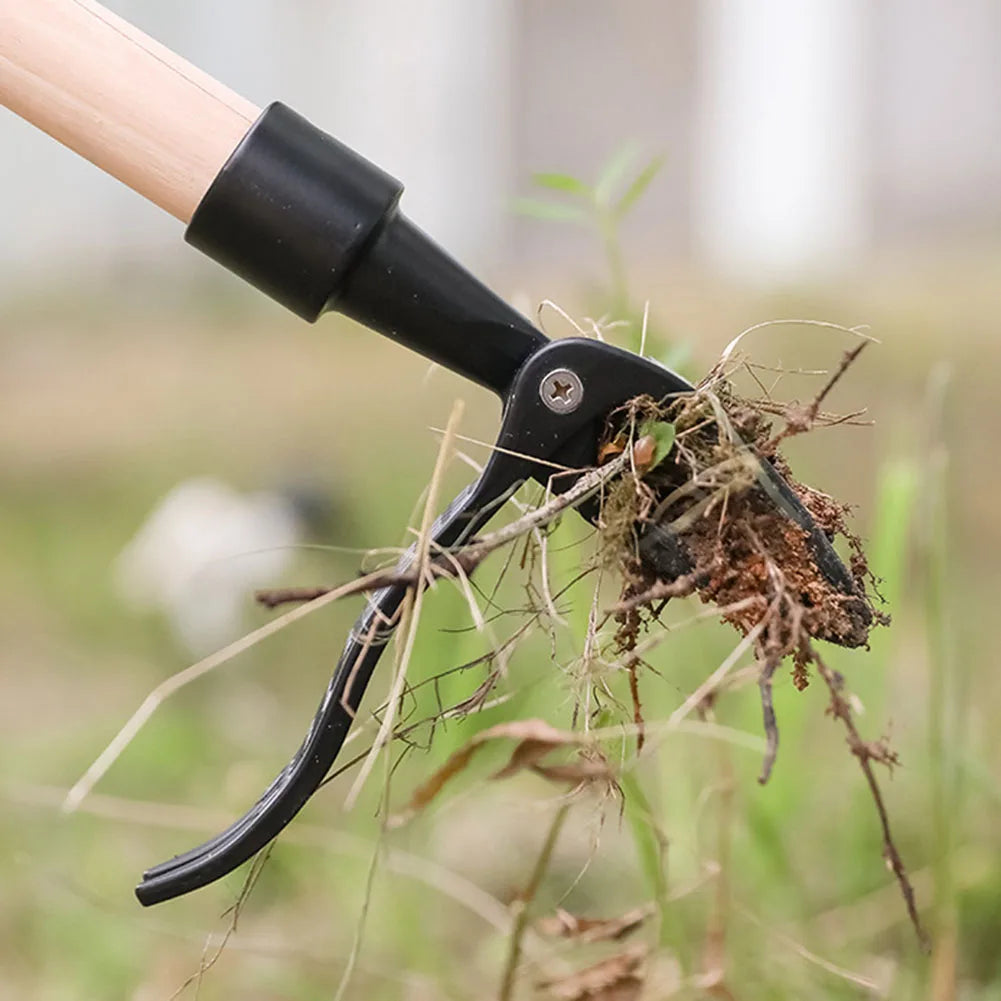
114, 477, 304, 656
319, 0, 513, 266
695, 0, 866, 281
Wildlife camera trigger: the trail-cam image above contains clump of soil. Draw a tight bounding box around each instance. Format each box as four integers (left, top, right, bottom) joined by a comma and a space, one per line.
604, 382, 886, 675
680, 473, 871, 649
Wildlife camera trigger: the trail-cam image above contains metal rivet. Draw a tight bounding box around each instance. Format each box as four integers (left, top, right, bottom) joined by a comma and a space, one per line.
539, 368, 584, 414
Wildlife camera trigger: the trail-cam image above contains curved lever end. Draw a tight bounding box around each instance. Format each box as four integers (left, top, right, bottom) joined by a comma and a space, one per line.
134, 459, 529, 904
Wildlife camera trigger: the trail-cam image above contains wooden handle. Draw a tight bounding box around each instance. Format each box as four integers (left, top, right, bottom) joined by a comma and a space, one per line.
0, 0, 262, 223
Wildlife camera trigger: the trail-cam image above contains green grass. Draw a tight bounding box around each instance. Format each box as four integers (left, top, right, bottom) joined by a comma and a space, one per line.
1, 264, 999, 999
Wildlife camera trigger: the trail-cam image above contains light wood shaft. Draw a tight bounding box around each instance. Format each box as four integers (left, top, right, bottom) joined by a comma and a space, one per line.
0, 0, 262, 223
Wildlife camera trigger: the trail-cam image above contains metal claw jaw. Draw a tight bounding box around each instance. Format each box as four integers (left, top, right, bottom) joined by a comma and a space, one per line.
135, 336, 869, 905
136, 339, 688, 905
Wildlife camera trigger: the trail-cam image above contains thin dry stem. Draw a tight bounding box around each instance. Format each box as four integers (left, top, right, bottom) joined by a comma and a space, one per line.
498, 802, 572, 1001
756, 655, 782, 785
765, 342, 870, 452
735, 904, 883, 993
63, 576, 392, 812
168, 845, 273, 1000
809, 642, 930, 952
345, 400, 465, 808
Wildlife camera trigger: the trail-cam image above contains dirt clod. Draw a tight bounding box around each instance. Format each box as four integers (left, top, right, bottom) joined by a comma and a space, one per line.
605, 382, 886, 666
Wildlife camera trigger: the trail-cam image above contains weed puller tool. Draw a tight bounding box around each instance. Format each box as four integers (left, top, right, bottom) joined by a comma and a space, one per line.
2, 0, 868, 905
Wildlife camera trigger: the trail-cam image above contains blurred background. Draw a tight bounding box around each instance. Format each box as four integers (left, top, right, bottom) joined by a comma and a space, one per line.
1, 1, 999, 998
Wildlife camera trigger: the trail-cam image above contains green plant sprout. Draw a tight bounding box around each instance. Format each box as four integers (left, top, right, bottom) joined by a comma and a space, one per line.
516, 148, 690, 372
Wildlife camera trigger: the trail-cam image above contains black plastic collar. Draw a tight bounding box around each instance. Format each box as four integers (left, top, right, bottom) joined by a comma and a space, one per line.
186, 102, 545, 395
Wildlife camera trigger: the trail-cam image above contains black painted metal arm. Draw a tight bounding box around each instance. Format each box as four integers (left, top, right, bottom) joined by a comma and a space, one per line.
133, 334, 704, 905
136, 453, 532, 905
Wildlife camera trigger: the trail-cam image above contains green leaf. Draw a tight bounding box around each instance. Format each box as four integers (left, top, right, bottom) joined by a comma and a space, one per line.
619, 772, 666, 903
512, 197, 587, 223
615, 154, 666, 220
659, 340, 692, 373
638, 419, 676, 469
594, 144, 641, 208
868, 458, 920, 613
531, 171, 592, 197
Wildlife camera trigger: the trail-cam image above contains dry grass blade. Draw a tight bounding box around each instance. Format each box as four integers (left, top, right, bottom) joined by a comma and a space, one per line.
536, 905, 653, 944
735, 904, 884, 994
429, 425, 576, 473
388, 719, 583, 827
344, 399, 465, 808
492, 736, 580, 779
168, 844, 273, 1000
538, 945, 647, 1001
665, 620, 765, 730
702, 318, 876, 388
459, 451, 631, 568
257, 452, 631, 614
500, 802, 573, 1001
12, 782, 547, 946
62, 575, 397, 813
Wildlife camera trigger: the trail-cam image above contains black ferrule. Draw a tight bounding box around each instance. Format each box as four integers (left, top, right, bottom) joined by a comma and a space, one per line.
186, 102, 545, 395
187, 102, 402, 323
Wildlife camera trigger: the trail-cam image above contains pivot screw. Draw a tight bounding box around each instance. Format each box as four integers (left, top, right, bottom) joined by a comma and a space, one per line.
540, 368, 584, 414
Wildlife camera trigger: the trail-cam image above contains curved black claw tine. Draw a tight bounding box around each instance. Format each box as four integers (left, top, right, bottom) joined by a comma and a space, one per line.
136, 461, 531, 906
134, 336, 866, 905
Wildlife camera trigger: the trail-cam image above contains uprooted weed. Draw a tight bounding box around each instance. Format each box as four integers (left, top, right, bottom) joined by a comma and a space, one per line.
141, 336, 925, 996
584, 340, 926, 953
371, 336, 930, 997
